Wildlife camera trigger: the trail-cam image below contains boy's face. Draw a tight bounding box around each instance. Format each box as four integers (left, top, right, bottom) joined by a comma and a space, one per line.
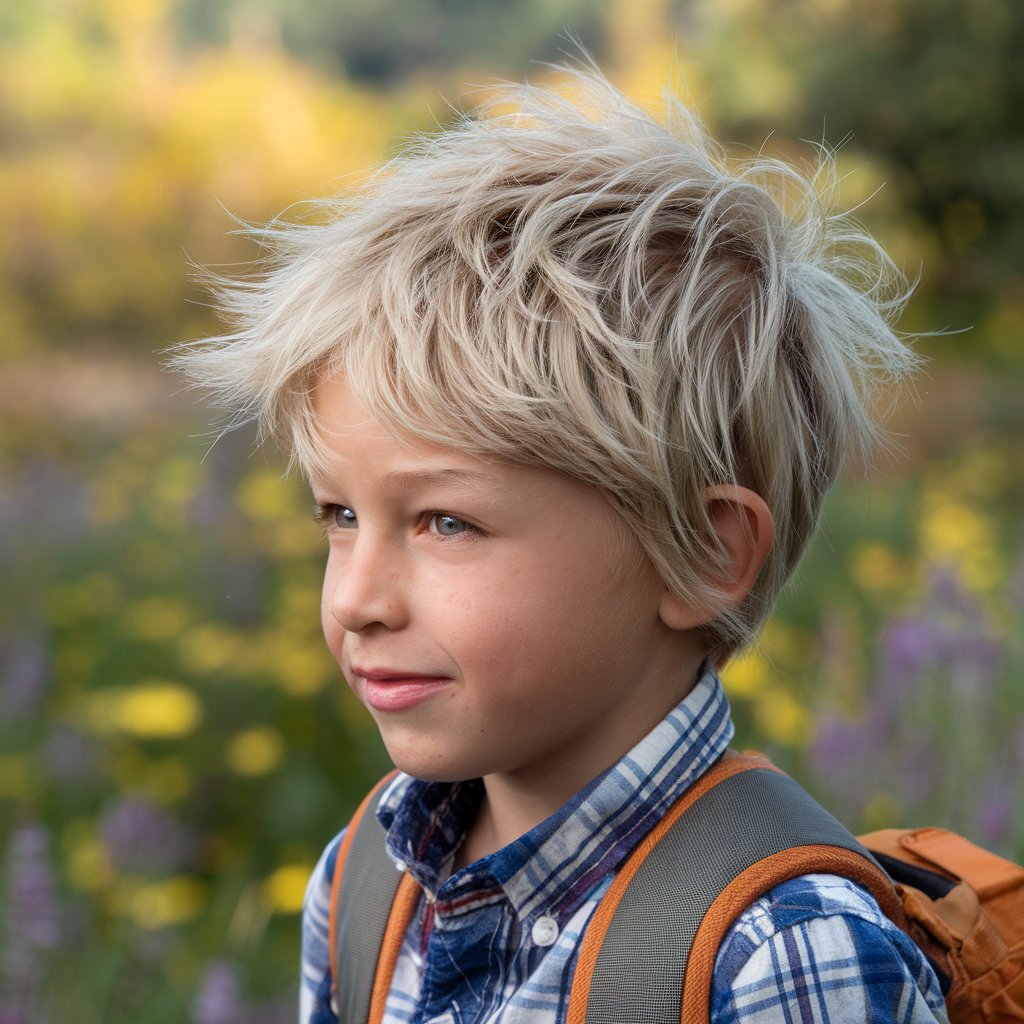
311, 377, 703, 807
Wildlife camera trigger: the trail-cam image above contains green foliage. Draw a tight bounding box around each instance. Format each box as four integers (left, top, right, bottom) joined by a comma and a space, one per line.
695, 0, 1024, 353
173, 0, 609, 85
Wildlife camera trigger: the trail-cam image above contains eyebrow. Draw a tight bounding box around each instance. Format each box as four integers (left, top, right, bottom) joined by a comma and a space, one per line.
380, 468, 499, 492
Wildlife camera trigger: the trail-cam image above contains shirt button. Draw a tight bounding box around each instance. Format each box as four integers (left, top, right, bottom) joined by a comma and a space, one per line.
531, 915, 559, 947
393, 859, 407, 872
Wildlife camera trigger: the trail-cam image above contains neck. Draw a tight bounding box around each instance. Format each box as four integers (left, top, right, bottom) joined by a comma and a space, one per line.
455, 775, 561, 869
456, 651, 708, 868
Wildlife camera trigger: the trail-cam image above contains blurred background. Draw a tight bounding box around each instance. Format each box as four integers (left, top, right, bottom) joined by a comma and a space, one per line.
1, 0, 1022, 1019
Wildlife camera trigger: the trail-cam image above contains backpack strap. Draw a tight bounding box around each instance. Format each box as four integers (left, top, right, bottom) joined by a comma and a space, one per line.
566, 751, 904, 1024
332, 755, 903, 1024
329, 772, 423, 1024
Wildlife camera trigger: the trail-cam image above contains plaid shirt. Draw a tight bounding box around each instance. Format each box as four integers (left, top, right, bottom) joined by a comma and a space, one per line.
301, 668, 948, 1023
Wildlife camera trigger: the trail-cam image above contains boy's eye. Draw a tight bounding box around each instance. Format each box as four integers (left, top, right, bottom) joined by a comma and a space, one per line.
315, 503, 357, 529
333, 505, 357, 529
429, 513, 471, 537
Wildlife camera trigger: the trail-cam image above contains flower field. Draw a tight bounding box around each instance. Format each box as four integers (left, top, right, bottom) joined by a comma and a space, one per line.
2, 0, 1023, 1019
3, 384, 1021, 1021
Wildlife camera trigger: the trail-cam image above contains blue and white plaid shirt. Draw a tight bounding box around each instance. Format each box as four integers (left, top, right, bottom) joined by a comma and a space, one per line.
301, 668, 948, 1023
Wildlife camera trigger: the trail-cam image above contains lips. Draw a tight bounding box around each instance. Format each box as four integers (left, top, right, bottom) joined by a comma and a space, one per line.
351, 666, 452, 712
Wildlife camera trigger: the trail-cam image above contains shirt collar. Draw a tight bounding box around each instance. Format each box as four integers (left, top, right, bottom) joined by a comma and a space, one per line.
376, 663, 734, 921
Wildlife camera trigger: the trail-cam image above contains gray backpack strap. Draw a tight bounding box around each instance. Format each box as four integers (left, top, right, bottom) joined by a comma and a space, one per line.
582, 763, 886, 1024
331, 778, 405, 1024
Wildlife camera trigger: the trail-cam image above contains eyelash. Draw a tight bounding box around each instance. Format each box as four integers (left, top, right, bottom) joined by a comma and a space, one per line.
313, 503, 353, 529
312, 503, 480, 541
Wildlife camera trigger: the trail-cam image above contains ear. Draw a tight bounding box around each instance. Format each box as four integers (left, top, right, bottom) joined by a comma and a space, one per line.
659, 485, 775, 631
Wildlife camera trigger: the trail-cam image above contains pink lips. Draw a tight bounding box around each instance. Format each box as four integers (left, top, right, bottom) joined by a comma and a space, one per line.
353, 667, 452, 712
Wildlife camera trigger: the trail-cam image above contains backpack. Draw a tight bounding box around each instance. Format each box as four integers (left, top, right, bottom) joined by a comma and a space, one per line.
327, 752, 1024, 1023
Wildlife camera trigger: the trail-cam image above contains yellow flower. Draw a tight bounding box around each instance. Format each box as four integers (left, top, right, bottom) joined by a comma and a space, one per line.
226, 728, 285, 776
754, 689, 811, 747
850, 542, 910, 593
276, 646, 332, 696
920, 498, 992, 560
126, 876, 206, 930
85, 681, 202, 738
63, 822, 112, 892
178, 623, 243, 674
721, 651, 767, 698
249, 630, 332, 696
918, 497, 1001, 592
264, 863, 313, 915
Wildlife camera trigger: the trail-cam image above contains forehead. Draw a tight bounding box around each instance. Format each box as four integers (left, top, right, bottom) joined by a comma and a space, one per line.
307, 375, 626, 519
310, 374, 490, 473
310, 375, 539, 516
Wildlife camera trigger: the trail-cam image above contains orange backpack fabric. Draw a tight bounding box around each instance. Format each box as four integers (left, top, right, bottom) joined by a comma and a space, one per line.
857, 826, 1024, 1022
329, 753, 1024, 1023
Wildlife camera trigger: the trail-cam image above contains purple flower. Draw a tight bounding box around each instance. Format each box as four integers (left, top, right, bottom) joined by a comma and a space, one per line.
0, 822, 61, 1020
100, 797, 192, 876
894, 743, 941, 808
5, 822, 60, 953
0, 1004, 28, 1024
0, 457, 93, 567
0, 630, 51, 719
861, 615, 942, 746
880, 616, 940, 687
925, 563, 982, 621
191, 960, 243, 1024
809, 715, 872, 778
975, 777, 1014, 849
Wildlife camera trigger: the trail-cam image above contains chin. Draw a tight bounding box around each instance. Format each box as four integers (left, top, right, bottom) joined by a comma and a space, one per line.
394, 764, 480, 784
385, 747, 483, 785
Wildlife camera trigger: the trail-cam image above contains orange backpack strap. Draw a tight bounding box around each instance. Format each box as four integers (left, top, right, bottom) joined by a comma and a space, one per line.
567, 751, 902, 1024
329, 772, 422, 1024
332, 757, 903, 1024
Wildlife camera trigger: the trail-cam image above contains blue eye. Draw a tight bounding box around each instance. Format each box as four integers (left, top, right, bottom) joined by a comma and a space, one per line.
334, 505, 357, 529
315, 503, 356, 529
431, 513, 470, 537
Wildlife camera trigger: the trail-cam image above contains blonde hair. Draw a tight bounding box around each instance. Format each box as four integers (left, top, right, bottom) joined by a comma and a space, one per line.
172, 67, 917, 656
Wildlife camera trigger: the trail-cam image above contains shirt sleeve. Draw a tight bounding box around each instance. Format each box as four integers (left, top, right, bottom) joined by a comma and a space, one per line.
711, 873, 950, 1024
300, 830, 345, 1024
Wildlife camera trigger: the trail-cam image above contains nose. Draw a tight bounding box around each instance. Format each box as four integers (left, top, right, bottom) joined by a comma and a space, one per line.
324, 533, 409, 634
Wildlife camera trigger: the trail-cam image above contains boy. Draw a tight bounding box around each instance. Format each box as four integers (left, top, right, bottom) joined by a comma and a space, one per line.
174, 68, 949, 1022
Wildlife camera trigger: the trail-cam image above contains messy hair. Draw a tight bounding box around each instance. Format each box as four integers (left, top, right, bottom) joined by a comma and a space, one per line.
171, 67, 917, 657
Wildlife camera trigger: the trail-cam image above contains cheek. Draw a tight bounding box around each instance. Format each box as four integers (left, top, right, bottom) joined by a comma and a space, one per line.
495, 551, 661, 681
320, 569, 343, 657
530, 544, 651, 629
484, 577, 605, 666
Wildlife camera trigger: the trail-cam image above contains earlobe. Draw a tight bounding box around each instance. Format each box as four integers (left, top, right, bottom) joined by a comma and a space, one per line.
658, 589, 709, 631
657, 485, 775, 631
